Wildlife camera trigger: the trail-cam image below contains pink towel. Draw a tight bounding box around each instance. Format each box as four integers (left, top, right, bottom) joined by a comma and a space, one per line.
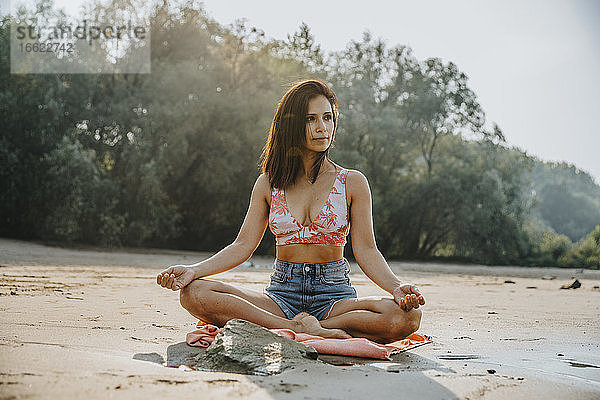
185, 322, 221, 347
271, 329, 430, 359
186, 320, 431, 360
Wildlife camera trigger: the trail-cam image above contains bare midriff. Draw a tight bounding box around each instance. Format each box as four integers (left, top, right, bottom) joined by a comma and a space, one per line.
276, 244, 345, 263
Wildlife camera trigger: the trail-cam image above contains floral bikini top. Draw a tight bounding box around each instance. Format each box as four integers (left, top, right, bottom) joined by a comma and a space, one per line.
268, 168, 350, 247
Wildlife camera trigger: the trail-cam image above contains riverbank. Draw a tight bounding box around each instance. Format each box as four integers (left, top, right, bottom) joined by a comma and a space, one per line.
1, 238, 599, 399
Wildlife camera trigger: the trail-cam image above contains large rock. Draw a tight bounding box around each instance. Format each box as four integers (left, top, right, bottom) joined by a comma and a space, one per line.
165, 342, 205, 367
194, 319, 320, 375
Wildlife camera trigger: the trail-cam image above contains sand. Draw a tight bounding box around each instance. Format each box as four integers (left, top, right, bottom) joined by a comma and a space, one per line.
1, 237, 599, 399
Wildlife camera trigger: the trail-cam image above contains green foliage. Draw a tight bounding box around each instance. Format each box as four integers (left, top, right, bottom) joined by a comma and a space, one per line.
526, 162, 600, 241
1, 1, 599, 268
328, 35, 522, 262
539, 233, 572, 264
41, 135, 123, 244
558, 226, 600, 269
593, 225, 600, 247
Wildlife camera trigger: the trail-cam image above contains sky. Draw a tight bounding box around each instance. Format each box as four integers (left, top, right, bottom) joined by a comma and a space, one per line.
199, 0, 600, 183
9, 0, 600, 183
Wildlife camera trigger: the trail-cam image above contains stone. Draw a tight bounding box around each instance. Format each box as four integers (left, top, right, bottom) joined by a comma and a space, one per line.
165, 342, 205, 368
560, 279, 581, 290
132, 352, 165, 365
193, 319, 320, 376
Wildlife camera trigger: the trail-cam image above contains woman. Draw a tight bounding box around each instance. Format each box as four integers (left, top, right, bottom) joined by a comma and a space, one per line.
157, 79, 424, 343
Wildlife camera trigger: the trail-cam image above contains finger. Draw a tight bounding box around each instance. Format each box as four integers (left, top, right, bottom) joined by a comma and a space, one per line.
161, 273, 170, 288
160, 267, 172, 277
399, 297, 406, 310
394, 291, 404, 306
157, 270, 167, 285
402, 297, 412, 311
408, 285, 425, 304
410, 285, 422, 295
166, 273, 176, 290
411, 294, 420, 308
159, 267, 174, 282
170, 274, 179, 290
406, 294, 415, 309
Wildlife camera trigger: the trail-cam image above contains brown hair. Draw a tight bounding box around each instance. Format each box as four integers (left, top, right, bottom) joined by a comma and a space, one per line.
260, 79, 339, 189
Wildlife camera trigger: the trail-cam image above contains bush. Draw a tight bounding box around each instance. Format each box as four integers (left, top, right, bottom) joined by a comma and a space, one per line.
539, 233, 572, 261
559, 226, 600, 269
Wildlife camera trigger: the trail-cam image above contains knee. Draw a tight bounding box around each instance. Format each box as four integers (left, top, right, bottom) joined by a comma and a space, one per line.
179, 280, 197, 311
179, 279, 219, 312
386, 307, 422, 343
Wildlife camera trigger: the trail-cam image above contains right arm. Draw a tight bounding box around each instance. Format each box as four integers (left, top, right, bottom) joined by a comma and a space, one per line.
157, 173, 271, 290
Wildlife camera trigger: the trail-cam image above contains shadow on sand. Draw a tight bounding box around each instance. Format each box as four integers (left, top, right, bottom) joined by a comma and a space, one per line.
133, 342, 459, 399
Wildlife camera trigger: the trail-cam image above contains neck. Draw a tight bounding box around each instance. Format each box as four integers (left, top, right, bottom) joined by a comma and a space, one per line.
301, 153, 329, 182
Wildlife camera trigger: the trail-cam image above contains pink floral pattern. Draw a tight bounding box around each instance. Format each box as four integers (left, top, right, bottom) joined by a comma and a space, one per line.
268, 169, 350, 247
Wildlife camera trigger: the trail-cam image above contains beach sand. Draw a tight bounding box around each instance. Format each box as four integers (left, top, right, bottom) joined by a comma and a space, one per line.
1, 238, 599, 399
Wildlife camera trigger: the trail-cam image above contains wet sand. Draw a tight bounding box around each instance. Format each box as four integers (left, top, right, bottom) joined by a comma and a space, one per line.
1, 238, 599, 399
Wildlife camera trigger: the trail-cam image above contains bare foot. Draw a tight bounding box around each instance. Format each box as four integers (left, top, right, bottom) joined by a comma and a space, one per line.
292, 312, 351, 339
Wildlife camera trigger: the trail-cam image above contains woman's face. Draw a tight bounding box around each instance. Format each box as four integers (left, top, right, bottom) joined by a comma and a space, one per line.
304, 95, 335, 153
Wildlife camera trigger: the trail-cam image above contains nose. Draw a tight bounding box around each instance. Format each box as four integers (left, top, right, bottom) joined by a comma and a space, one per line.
316, 116, 326, 132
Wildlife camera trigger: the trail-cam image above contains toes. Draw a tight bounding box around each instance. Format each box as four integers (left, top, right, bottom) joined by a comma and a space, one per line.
292, 312, 310, 320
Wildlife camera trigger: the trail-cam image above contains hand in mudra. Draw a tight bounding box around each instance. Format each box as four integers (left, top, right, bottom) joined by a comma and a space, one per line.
156, 265, 195, 291
393, 283, 425, 311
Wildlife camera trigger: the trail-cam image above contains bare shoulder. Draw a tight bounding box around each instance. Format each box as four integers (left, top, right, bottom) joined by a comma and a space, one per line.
254, 173, 271, 202
345, 169, 370, 193
342, 169, 370, 208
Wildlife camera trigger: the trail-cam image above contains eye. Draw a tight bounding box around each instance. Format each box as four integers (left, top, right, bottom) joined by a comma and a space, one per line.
306, 115, 315, 122
324, 114, 332, 121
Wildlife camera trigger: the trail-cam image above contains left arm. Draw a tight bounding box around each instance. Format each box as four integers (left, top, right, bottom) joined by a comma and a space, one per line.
347, 171, 425, 311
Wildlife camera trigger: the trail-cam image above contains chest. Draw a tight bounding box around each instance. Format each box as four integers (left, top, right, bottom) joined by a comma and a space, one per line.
284, 180, 335, 227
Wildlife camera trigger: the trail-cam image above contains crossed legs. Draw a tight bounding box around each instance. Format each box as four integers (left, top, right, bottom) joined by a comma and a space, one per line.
180, 278, 421, 344
321, 296, 422, 343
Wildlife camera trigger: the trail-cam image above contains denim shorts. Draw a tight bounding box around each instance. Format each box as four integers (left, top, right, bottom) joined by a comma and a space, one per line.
264, 258, 357, 321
